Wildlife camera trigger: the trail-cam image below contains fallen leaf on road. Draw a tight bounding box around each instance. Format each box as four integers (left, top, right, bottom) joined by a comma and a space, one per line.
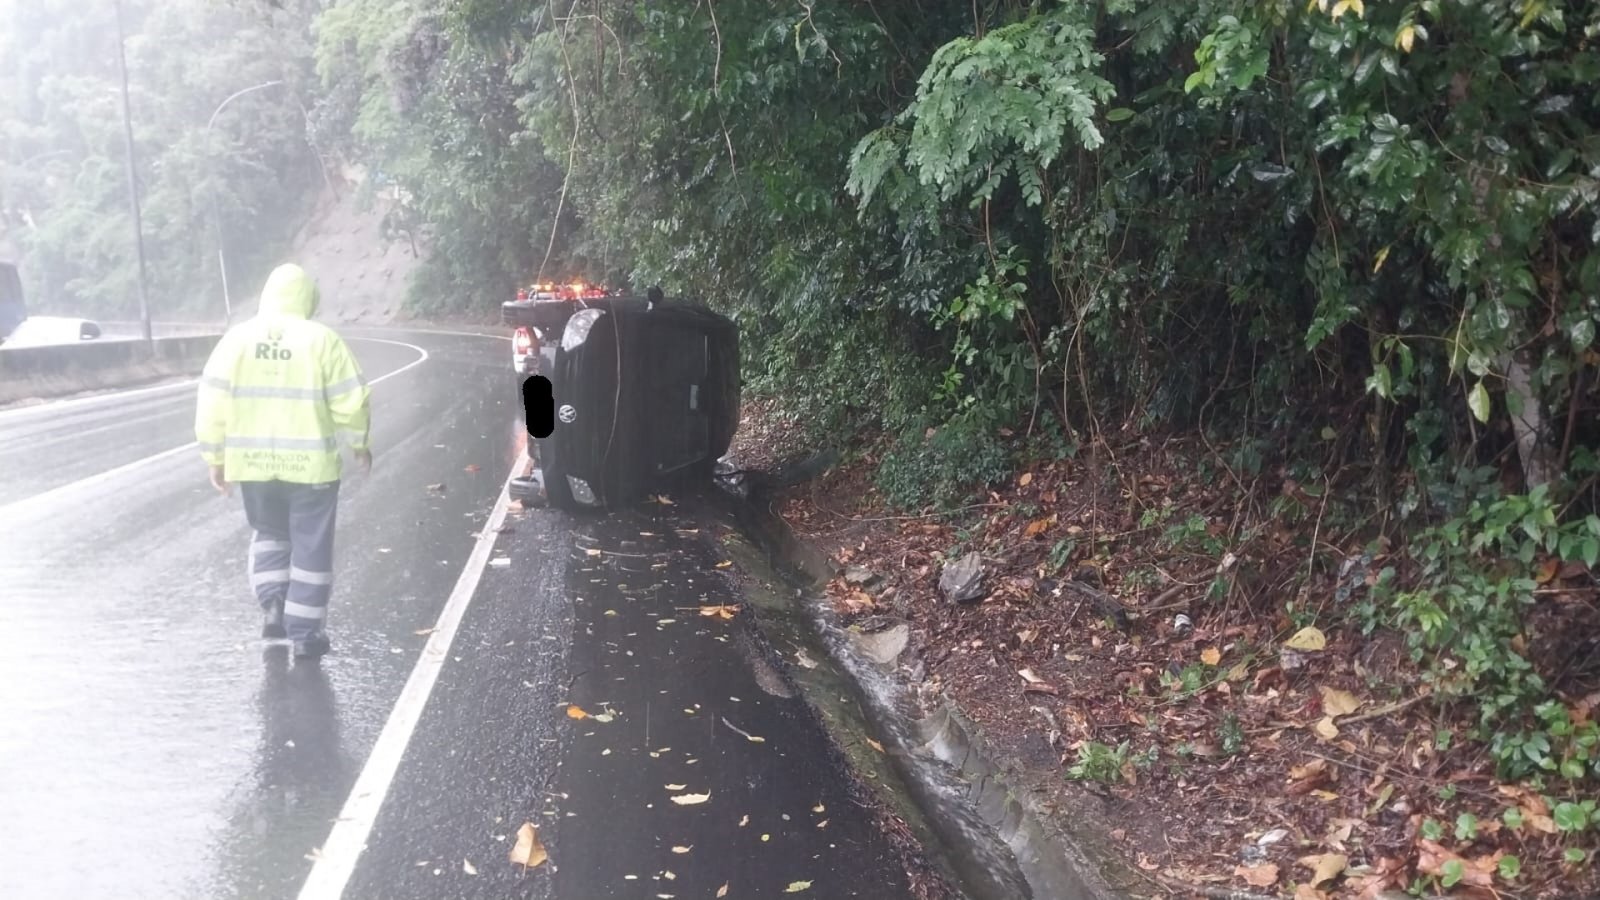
1299, 852, 1347, 886
1234, 863, 1278, 887
1319, 685, 1361, 717
1285, 626, 1326, 651
463, 859, 478, 875
717, 885, 728, 898
670, 791, 711, 805
592, 710, 616, 723
784, 882, 811, 893
1201, 646, 1222, 666
566, 705, 590, 720
671, 846, 691, 854
414, 627, 436, 636
866, 738, 885, 753
739, 815, 749, 827
715, 560, 733, 569
665, 784, 687, 791
509, 823, 548, 870
652, 494, 675, 505
699, 604, 740, 619
1024, 518, 1050, 538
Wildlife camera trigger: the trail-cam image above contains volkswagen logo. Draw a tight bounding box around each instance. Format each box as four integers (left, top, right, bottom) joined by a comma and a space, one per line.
558, 404, 577, 424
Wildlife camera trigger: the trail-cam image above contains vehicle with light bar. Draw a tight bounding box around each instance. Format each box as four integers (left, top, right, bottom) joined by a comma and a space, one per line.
501, 289, 740, 510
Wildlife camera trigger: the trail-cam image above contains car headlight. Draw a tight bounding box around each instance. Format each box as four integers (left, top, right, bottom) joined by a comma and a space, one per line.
567, 475, 596, 505
561, 309, 603, 351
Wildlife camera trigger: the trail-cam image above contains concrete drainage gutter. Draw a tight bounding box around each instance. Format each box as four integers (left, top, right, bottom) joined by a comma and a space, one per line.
718, 482, 1141, 900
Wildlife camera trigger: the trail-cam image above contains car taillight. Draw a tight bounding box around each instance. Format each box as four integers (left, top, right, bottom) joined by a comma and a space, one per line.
514, 327, 533, 354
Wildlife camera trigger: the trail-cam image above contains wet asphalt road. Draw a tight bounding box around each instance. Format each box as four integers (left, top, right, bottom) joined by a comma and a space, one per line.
0, 328, 920, 900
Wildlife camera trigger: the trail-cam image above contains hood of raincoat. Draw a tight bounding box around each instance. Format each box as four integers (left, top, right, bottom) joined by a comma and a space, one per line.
257, 264, 319, 319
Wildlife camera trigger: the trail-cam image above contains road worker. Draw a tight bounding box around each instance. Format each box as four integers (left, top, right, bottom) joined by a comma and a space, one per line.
195, 263, 372, 660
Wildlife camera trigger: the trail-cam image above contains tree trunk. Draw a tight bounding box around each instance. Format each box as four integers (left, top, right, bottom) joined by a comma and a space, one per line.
1501, 350, 1554, 490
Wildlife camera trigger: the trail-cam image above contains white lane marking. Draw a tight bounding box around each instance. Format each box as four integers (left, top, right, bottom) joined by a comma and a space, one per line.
297, 451, 527, 900
0, 338, 430, 519
0, 378, 198, 422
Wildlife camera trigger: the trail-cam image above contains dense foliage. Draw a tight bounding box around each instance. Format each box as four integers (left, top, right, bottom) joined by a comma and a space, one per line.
335, 0, 1600, 785
0, 0, 325, 319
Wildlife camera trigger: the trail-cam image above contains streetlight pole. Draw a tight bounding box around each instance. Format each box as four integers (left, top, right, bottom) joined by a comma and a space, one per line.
206, 80, 282, 324
113, 0, 152, 344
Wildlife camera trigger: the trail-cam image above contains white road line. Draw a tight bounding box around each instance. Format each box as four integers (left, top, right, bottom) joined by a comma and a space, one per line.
0, 378, 198, 421
297, 450, 527, 900
0, 337, 430, 519
355, 326, 511, 341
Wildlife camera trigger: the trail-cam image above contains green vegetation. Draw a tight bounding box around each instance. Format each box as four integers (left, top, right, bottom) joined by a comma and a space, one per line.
0, 0, 326, 318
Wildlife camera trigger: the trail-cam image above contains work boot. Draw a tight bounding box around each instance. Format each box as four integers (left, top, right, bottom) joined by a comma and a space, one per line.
293, 633, 331, 660
262, 599, 286, 640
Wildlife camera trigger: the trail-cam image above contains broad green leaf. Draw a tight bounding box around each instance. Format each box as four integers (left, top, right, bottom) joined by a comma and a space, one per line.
1468, 381, 1491, 423
1104, 107, 1134, 122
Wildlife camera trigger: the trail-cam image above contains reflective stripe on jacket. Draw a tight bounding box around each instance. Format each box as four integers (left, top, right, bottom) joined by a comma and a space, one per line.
195, 264, 371, 484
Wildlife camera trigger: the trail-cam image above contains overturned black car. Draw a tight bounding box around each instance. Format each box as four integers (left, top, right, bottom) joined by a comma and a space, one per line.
502, 290, 740, 510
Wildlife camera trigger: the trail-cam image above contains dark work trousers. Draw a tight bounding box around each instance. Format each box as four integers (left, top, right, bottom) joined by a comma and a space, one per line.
241, 480, 340, 641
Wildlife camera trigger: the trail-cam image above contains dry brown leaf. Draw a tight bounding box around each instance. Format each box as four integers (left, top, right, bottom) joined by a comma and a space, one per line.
1024, 518, 1050, 538
1226, 662, 1249, 682
508, 823, 548, 869
1320, 685, 1362, 717
1288, 759, 1327, 781
1235, 863, 1279, 887
1314, 717, 1340, 740
1415, 840, 1495, 887
1299, 852, 1348, 886
715, 560, 733, 569
669, 791, 712, 805
1536, 558, 1559, 584
1018, 668, 1046, 684
717, 885, 729, 898
866, 738, 885, 753
566, 705, 589, 720
1201, 646, 1222, 666
1293, 886, 1329, 900
699, 604, 740, 620
1019, 472, 1033, 487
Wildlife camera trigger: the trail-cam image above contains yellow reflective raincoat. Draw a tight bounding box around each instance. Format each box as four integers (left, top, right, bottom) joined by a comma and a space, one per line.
195, 264, 371, 484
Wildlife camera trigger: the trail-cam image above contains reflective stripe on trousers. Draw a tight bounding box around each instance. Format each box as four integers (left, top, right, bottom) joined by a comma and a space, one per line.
240, 480, 340, 641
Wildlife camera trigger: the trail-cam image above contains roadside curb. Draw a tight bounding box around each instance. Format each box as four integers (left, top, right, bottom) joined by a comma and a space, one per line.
723, 487, 1143, 900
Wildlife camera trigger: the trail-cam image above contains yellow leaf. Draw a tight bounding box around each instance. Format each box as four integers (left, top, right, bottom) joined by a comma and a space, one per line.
566, 705, 589, 720
508, 823, 548, 869
718, 885, 729, 898
1201, 646, 1222, 666
784, 883, 812, 894
866, 738, 885, 753
1300, 852, 1348, 886
715, 560, 733, 569
1285, 626, 1326, 651
1396, 25, 1415, 53
1314, 716, 1340, 740
1319, 685, 1362, 718
669, 791, 712, 805
1024, 518, 1050, 538
1373, 245, 1391, 273
1349, 0, 1365, 18
699, 604, 740, 620
1330, 0, 1352, 19
1019, 472, 1033, 487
